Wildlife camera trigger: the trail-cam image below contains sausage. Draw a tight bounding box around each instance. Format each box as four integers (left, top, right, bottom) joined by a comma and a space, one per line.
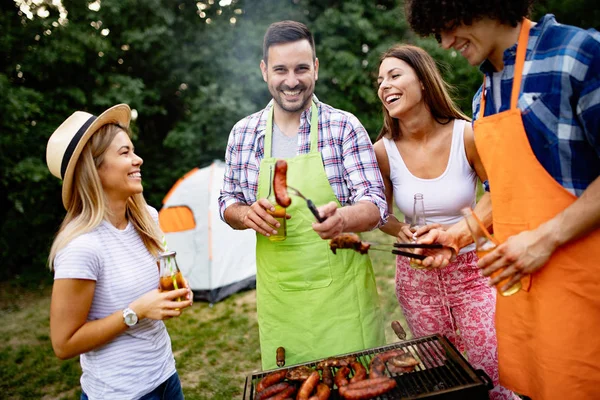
349, 361, 367, 384
391, 320, 407, 340
256, 382, 290, 400
338, 378, 397, 399
276, 346, 285, 367
334, 366, 351, 388
368, 355, 386, 378
263, 385, 296, 400
297, 370, 320, 400
321, 366, 334, 388
255, 370, 287, 393
307, 383, 331, 400
273, 160, 291, 207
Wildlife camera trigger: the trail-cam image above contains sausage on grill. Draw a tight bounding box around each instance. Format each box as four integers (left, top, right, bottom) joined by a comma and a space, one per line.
273, 160, 291, 207
297, 370, 320, 400
334, 366, 351, 388
349, 361, 367, 384
338, 377, 397, 399
256, 382, 290, 400
321, 366, 334, 388
263, 384, 296, 400
255, 370, 287, 393
307, 383, 331, 400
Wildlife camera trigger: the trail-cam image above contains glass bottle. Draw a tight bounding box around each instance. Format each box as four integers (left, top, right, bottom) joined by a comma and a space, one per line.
158, 250, 185, 301
461, 207, 522, 296
409, 193, 427, 269
266, 165, 287, 242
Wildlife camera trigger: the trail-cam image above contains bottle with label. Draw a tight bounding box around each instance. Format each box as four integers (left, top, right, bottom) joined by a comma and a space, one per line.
409, 193, 427, 268
461, 207, 521, 296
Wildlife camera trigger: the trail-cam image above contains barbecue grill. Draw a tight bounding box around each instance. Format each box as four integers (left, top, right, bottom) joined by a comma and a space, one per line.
243, 334, 492, 399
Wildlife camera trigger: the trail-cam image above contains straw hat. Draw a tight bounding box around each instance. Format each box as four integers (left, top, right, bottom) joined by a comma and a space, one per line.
46, 104, 131, 209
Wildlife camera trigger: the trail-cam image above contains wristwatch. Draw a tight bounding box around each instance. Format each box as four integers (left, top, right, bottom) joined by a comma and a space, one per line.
123, 308, 138, 327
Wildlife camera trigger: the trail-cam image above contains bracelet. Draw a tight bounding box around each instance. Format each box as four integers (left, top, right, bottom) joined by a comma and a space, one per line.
482, 180, 490, 192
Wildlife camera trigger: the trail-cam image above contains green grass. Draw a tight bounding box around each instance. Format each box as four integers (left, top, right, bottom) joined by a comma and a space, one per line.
0, 229, 406, 400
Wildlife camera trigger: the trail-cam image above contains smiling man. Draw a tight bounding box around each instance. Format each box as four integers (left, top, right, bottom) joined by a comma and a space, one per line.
405, 1, 600, 398
218, 21, 387, 369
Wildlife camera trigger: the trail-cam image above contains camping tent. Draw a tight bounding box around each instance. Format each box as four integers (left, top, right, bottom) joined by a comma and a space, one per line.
158, 161, 256, 303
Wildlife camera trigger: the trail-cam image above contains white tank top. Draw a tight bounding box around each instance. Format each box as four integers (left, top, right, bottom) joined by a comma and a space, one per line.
382, 119, 477, 253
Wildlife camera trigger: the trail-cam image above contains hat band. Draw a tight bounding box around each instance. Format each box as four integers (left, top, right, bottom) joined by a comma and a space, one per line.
60, 116, 97, 179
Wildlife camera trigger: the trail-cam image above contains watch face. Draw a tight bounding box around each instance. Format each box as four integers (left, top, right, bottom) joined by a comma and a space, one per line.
124, 309, 138, 326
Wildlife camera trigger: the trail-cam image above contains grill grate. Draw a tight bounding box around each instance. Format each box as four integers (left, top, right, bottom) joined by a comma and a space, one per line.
243, 334, 492, 399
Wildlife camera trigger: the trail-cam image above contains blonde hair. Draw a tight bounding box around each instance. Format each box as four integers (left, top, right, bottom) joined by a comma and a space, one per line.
376, 44, 470, 141
48, 124, 163, 269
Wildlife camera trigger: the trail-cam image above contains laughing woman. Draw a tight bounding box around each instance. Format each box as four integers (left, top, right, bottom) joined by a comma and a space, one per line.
46, 104, 192, 400
373, 45, 517, 400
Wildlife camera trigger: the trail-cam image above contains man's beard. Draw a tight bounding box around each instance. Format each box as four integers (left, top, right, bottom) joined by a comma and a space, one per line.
272, 84, 312, 113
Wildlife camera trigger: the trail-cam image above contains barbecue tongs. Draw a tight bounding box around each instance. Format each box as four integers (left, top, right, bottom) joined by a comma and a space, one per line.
370, 242, 448, 260
287, 186, 326, 223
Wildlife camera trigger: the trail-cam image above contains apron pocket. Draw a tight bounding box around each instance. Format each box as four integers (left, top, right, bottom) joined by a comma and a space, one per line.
275, 239, 333, 292
493, 220, 532, 292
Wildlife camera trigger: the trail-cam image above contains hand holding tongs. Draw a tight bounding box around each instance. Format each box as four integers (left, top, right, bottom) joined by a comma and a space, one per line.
287, 186, 326, 223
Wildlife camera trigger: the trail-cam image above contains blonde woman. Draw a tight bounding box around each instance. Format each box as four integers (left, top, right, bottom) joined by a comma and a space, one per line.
46, 104, 192, 400
374, 45, 516, 400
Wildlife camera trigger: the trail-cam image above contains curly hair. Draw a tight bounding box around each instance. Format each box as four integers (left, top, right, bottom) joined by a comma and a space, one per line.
405, 0, 534, 38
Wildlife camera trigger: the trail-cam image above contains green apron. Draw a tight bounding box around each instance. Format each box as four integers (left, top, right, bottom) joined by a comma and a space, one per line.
256, 102, 385, 370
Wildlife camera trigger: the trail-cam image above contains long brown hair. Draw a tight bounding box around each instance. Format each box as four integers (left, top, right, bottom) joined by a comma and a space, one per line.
48, 124, 163, 269
376, 44, 470, 141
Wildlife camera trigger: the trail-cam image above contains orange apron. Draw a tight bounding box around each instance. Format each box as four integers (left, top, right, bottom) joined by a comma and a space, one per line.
474, 19, 600, 399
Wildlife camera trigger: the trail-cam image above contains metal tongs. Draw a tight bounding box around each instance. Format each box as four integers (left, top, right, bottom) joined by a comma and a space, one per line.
370, 242, 447, 260
287, 186, 326, 223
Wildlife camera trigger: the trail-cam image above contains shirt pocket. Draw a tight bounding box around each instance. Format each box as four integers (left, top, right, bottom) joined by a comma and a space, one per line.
519, 92, 560, 148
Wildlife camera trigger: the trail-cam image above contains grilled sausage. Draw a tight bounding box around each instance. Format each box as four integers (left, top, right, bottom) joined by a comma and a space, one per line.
256, 370, 287, 393
338, 378, 397, 399
391, 320, 407, 340
276, 346, 285, 367
349, 361, 367, 384
273, 160, 291, 207
297, 370, 320, 400
256, 382, 290, 400
321, 366, 334, 388
307, 383, 331, 400
263, 385, 296, 400
334, 366, 351, 388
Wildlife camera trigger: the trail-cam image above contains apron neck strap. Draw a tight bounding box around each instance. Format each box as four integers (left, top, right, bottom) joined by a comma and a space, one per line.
264, 101, 319, 157
480, 18, 532, 114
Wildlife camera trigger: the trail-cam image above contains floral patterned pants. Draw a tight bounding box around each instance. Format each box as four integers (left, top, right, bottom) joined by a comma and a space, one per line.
395, 251, 518, 400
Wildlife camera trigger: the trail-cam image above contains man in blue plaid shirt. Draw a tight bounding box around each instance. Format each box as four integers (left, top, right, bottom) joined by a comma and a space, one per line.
218, 21, 387, 369
405, 0, 600, 398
